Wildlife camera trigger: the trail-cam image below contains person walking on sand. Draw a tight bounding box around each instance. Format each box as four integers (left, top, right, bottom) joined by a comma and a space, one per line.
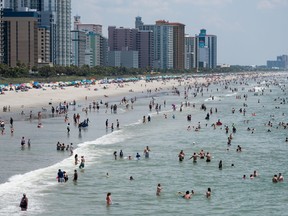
19, 193, 28, 211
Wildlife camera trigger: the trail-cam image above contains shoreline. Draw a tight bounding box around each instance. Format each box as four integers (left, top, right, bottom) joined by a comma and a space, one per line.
0, 71, 284, 119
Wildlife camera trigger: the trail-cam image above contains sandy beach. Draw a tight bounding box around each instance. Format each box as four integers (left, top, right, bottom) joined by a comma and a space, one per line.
0, 72, 284, 115
0, 79, 180, 113
0, 71, 279, 114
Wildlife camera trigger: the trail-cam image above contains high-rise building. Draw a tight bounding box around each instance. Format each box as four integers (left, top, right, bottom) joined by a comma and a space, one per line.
2, 9, 38, 67
55, 0, 71, 66
71, 30, 86, 67
136, 30, 154, 69
184, 36, 195, 70
135, 16, 143, 29
77, 24, 102, 35
154, 21, 174, 69
194, 29, 217, 69
108, 26, 138, 51
85, 31, 101, 67
1, 0, 71, 66
38, 26, 50, 64
267, 55, 288, 69
73, 15, 107, 67
137, 17, 185, 70
108, 50, 138, 68
107, 26, 139, 68
108, 25, 153, 69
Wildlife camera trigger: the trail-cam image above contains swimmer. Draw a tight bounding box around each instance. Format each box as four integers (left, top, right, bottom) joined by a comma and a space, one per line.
178, 150, 185, 162
253, 170, 258, 177
144, 146, 150, 158
206, 152, 211, 162
236, 145, 242, 152
73, 170, 78, 182
129, 176, 134, 180
74, 154, 79, 165
106, 192, 112, 205
156, 183, 162, 196
272, 175, 278, 183
119, 150, 123, 158
206, 188, 211, 198
183, 191, 191, 199
278, 173, 284, 182
79, 156, 85, 169
19, 193, 28, 211
21, 137, 25, 146
199, 150, 205, 159
189, 152, 198, 163
106, 173, 109, 178
219, 160, 222, 169
243, 175, 246, 179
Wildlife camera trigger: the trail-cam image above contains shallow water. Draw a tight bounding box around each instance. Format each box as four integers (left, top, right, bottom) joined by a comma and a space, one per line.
0, 72, 288, 215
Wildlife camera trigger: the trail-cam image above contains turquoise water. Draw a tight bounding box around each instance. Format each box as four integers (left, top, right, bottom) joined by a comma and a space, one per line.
0, 72, 288, 215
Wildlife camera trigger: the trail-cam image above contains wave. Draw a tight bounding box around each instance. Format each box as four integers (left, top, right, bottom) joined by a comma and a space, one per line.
225, 92, 237, 97
204, 96, 222, 102
0, 124, 138, 214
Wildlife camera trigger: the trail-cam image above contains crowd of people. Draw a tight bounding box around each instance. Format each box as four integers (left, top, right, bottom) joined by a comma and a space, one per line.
1, 73, 286, 212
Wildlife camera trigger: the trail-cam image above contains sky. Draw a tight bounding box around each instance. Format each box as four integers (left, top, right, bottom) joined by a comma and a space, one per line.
72, 0, 288, 66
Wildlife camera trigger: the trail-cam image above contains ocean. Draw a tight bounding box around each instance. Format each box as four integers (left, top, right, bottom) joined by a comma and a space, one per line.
0, 72, 287, 216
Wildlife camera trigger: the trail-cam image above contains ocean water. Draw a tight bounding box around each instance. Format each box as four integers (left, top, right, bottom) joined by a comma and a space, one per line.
0, 72, 288, 216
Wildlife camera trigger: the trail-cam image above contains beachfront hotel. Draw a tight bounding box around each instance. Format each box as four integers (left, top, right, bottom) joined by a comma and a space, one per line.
107, 25, 154, 69
0, 1, 217, 71
73, 15, 107, 67
136, 17, 185, 70
0, 0, 72, 67
2, 9, 38, 67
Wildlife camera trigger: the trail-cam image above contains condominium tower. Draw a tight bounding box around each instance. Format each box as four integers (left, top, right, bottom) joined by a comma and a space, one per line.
1, 0, 72, 66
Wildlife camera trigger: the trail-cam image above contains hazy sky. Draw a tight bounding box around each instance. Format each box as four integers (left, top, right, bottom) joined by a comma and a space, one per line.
72, 0, 288, 66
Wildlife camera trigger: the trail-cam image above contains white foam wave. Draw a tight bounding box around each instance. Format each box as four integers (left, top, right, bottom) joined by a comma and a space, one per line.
225, 92, 237, 97
204, 96, 222, 102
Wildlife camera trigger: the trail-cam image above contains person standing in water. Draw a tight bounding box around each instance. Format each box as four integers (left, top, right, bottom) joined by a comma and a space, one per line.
156, 183, 162, 196
144, 146, 150, 158
19, 193, 28, 211
219, 160, 223, 169
73, 170, 78, 182
27, 139, 31, 148
21, 137, 25, 147
189, 152, 198, 163
74, 154, 79, 165
183, 191, 191, 199
79, 156, 85, 169
106, 192, 112, 205
136, 152, 141, 160
206, 188, 211, 198
178, 150, 185, 162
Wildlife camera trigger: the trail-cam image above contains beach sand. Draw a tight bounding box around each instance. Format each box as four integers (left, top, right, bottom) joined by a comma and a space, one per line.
0, 79, 180, 113
0, 72, 279, 116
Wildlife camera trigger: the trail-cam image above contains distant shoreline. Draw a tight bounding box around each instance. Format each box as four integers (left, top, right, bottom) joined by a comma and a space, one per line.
0, 71, 285, 119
